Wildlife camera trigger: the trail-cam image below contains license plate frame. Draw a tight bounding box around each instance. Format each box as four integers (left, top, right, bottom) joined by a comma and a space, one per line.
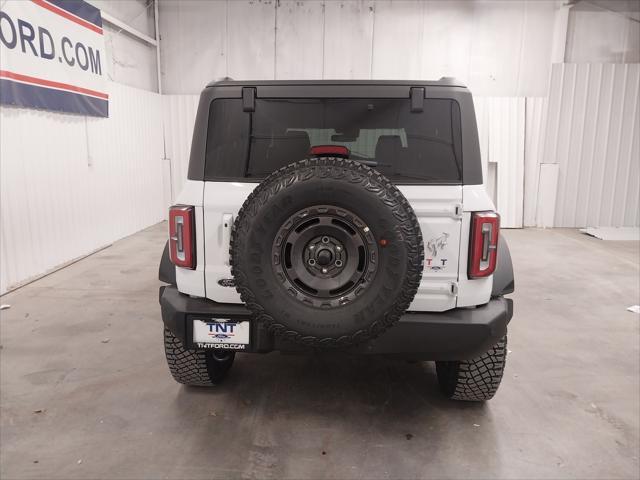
192, 318, 250, 351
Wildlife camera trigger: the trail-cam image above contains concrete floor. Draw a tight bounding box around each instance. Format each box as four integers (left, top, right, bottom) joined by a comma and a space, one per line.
1, 223, 638, 480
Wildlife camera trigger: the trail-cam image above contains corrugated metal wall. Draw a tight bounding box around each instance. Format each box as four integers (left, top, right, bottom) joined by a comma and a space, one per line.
523, 96, 549, 227
475, 97, 526, 228
0, 82, 165, 294
159, 0, 559, 97
539, 63, 639, 227
162, 95, 200, 204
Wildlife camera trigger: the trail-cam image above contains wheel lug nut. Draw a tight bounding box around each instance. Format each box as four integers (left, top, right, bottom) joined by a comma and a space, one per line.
322, 268, 328, 274
335, 260, 343, 267
309, 245, 315, 250
308, 259, 316, 265
336, 246, 341, 251
322, 236, 329, 243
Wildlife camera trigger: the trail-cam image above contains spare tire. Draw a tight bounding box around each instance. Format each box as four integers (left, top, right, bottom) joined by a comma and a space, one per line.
230, 158, 424, 348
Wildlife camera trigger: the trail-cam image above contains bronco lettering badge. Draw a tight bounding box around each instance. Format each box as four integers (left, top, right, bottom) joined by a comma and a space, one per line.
218, 278, 236, 287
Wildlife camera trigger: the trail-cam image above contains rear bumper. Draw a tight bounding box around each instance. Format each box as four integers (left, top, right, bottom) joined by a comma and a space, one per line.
159, 285, 513, 361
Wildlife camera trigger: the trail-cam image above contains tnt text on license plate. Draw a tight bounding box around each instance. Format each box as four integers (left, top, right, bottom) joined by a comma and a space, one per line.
192, 319, 250, 350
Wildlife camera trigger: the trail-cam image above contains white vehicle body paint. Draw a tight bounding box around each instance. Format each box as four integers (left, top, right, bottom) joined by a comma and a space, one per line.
173, 180, 205, 297
175, 180, 496, 313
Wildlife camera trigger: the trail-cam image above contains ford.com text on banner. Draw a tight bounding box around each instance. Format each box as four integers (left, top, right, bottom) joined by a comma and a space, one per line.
0, 0, 108, 117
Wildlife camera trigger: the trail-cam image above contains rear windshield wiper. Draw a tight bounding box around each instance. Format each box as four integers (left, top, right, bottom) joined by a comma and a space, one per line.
355, 159, 378, 167
352, 159, 394, 168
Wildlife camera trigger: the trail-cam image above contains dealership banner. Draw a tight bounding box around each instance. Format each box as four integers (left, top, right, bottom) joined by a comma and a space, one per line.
0, 0, 108, 117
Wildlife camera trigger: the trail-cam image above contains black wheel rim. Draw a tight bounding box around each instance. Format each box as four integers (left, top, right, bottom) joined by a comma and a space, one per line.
272, 205, 378, 308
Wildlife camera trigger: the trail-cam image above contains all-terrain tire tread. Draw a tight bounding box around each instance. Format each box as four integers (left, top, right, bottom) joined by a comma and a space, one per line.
230, 157, 424, 348
163, 327, 233, 386
436, 336, 507, 401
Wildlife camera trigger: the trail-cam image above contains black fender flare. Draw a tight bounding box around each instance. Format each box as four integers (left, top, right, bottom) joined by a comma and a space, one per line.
491, 234, 514, 297
158, 240, 176, 285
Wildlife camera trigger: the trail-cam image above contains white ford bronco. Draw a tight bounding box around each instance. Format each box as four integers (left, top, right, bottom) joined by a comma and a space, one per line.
159, 79, 514, 401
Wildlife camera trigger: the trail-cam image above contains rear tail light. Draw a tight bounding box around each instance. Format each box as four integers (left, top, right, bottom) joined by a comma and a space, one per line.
169, 205, 195, 269
468, 211, 499, 279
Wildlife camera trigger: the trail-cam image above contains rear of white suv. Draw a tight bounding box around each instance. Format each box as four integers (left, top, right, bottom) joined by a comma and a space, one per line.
159, 79, 514, 401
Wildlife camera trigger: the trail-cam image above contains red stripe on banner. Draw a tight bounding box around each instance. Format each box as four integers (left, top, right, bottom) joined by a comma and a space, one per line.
31, 0, 104, 35
0, 70, 109, 100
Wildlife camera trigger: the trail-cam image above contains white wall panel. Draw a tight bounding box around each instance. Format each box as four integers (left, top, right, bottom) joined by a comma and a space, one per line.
371, 1, 425, 79
159, 0, 227, 95
473, 97, 490, 185
566, 3, 640, 63
159, 0, 559, 96
423, 0, 557, 96
542, 63, 640, 228
0, 82, 164, 294
492, 98, 525, 228
537, 163, 560, 228
518, 2, 563, 94
467, 1, 528, 96
473, 97, 526, 228
162, 95, 200, 204
89, 0, 156, 38
420, 1, 473, 82
228, 1, 276, 80
323, 1, 374, 79
103, 23, 159, 92
275, 1, 325, 79
523, 96, 548, 226
86, 0, 159, 92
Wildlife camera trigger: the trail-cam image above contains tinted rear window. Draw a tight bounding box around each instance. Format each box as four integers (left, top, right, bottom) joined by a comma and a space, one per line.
205, 98, 462, 183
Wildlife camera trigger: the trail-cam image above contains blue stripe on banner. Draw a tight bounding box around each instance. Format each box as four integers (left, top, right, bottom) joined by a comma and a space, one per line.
46, 0, 102, 28
0, 79, 108, 117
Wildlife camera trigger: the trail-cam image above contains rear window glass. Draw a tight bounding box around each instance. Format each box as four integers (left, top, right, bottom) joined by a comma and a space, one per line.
205, 98, 462, 183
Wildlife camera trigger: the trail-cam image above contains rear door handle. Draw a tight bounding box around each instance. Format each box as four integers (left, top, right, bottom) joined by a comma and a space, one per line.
222, 214, 233, 266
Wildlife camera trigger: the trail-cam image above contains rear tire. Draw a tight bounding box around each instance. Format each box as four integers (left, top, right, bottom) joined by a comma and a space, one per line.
163, 327, 235, 386
435, 336, 507, 401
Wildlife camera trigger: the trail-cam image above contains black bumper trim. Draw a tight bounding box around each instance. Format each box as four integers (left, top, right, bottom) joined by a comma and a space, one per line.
159, 285, 513, 360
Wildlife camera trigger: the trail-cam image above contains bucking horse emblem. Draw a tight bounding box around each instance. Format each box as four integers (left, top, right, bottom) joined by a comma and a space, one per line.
427, 232, 449, 258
